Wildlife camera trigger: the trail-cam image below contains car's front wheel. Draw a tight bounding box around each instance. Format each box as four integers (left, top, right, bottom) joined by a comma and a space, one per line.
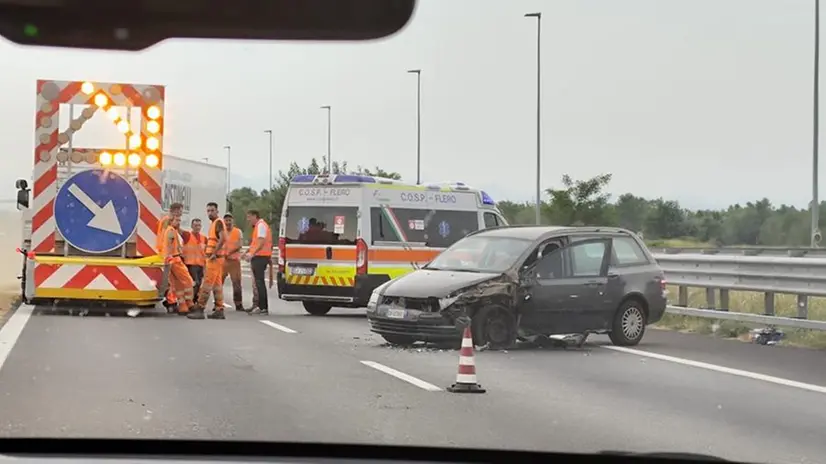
609, 299, 647, 346
471, 305, 517, 349
302, 301, 332, 316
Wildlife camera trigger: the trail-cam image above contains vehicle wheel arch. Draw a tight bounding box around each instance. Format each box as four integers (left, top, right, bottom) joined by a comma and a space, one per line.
617, 292, 649, 320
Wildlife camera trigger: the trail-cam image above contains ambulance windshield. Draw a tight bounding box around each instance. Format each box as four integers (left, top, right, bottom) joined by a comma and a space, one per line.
284, 206, 358, 245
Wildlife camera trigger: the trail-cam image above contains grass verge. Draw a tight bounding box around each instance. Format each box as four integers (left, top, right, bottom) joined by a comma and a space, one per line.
654, 286, 826, 350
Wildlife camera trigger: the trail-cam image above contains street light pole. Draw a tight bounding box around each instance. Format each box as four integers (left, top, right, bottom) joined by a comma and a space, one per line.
223, 145, 231, 196
813, 0, 821, 247
320, 106, 332, 172
525, 12, 542, 225
264, 130, 273, 191
407, 69, 422, 185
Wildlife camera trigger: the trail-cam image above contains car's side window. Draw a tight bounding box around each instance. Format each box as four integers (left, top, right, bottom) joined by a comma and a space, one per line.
610, 236, 649, 266
535, 239, 608, 279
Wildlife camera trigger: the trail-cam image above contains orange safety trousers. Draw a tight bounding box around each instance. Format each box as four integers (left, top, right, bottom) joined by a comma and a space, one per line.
168, 257, 194, 312
196, 257, 225, 310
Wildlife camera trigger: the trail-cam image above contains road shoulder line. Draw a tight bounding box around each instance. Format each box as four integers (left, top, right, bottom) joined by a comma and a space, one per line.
259, 319, 298, 334
360, 360, 442, 392
604, 345, 826, 395
0, 304, 34, 372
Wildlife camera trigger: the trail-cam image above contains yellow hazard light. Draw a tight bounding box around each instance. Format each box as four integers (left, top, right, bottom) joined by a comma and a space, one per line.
146, 136, 159, 151
81, 82, 95, 95
146, 106, 161, 120
146, 120, 160, 134
106, 107, 120, 120
99, 151, 113, 165
116, 120, 130, 133
128, 153, 141, 167
128, 134, 142, 149
114, 152, 126, 166
94, 93, 108, 108
145, 154, 159, 168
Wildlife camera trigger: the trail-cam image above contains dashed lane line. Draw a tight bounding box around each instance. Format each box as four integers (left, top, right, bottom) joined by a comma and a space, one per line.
259, 319, 298, 334
360, 360, 442, 392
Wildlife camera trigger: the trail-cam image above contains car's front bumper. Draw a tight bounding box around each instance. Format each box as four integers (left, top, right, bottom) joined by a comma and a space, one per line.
366, 304, 464, 342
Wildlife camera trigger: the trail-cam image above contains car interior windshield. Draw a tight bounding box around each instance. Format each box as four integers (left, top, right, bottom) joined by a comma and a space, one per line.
425, 236, 533, 273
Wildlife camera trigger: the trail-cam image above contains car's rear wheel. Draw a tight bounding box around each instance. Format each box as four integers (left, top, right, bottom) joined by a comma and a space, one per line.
608, 299, 647, 346
471, 305, 517, 349
381, 334, 417, 346
303, 301, 332, 316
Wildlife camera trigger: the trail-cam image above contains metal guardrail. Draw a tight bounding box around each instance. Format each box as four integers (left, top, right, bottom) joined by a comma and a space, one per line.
245, 246, 826, 330
650, 245, 826, 258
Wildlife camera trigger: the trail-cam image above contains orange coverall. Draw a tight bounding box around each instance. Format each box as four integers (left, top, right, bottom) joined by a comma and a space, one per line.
156, 215, 177, 305
165, 225, 194, 313
222, 227, 244, 309
195, 217, 226, 310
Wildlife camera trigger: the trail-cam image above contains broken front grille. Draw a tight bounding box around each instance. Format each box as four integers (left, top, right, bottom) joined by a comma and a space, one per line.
380, 296, 439, 312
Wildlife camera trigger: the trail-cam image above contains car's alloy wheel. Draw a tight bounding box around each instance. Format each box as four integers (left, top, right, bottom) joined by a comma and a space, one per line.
608, 299, 647, 346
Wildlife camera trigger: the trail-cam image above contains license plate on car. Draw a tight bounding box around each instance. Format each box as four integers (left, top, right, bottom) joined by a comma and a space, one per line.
290, 266, 314, 276
386, 309, 406, 319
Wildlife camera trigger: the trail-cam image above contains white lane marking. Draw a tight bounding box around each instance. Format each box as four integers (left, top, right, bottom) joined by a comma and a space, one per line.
0, 304, 34, 372
259, 320, 297, 334
360, 360, 442, 392
604, 345, 826, 395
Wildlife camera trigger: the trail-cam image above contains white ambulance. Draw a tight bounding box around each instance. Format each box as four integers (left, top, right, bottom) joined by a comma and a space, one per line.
276, 174, 509, 315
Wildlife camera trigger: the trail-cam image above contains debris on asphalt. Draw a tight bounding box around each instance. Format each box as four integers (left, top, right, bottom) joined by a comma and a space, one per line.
749, 327, 784, 345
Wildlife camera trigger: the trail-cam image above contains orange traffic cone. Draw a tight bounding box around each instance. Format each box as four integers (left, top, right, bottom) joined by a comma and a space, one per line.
447, 326, 486, 393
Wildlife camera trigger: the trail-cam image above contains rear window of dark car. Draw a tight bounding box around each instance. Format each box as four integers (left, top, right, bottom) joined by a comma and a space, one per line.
284, 206, 358, 245
369, 207, 479, 248
610, 236, 650, 266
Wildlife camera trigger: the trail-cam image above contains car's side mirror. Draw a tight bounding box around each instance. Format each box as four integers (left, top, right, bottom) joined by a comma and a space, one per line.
16, 185, 29, 210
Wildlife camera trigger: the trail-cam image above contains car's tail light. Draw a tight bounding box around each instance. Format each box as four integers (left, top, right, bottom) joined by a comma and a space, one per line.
356, 238, 368, 275
277, 237, 286, 273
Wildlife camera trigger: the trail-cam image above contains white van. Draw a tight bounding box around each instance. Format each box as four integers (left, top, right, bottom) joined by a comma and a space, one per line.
275, 174, 509, 315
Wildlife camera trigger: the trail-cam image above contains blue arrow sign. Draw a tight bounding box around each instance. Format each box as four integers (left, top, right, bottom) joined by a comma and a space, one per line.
54, 169, 139, 254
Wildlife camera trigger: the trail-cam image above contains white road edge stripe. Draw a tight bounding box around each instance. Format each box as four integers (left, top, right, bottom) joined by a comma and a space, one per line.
259, 320, 297, 334
0, 304, 34, 372
360, 360, 442, 392
603, 345, 826, 395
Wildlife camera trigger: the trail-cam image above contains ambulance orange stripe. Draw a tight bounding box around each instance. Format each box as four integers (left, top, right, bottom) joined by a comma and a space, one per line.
284, 245, 441, 263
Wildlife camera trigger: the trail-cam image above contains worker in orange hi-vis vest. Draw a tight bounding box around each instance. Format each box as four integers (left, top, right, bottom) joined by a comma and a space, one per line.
164, 216, 194, 314
221, 213, 246, 311
180, 218, 207, 297
157, 202, 184, 312
187, 202, 227, 320
243, 209, 273, 316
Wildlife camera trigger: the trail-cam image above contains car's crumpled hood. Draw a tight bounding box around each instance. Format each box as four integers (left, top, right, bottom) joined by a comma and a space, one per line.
380, 269, 501, 299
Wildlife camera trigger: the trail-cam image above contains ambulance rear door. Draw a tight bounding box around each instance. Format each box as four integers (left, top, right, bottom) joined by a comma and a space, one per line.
281, 184, 362, 291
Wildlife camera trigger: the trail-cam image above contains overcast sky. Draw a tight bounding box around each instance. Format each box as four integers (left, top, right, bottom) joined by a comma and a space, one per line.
0, 0, 821, 210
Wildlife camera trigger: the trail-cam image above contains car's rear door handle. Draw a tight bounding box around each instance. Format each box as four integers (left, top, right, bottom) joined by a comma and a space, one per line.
584, 280, 604, 287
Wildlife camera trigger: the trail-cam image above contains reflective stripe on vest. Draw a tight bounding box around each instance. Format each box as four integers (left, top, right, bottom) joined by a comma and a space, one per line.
251, 219, 273, 257
182, 233, 206, 266
224, 228, 242, 260
206, 217, 226, 256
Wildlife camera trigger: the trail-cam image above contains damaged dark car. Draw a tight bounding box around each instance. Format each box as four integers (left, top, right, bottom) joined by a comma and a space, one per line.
366, 226, 668, 349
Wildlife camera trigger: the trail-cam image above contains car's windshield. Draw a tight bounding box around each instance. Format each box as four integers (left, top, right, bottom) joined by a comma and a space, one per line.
425, 235, 533, 273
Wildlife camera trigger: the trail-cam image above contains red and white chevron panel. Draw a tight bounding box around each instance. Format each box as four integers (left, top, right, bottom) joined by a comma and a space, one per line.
32, 79, 165, 256
33, 262, 163, 293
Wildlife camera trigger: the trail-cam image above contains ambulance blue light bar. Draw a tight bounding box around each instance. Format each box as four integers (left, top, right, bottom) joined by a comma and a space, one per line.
480, 191, 495, 205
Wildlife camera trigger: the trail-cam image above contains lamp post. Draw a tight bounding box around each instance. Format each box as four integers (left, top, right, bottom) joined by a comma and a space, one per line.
320, 105, 331, 172
525, 12, 542, 225
223, 145, 231, 195
407, 69, 422, 184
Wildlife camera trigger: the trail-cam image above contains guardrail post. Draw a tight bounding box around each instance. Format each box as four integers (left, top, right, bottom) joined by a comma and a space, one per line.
678, 286, 688, 306
797, 295, 809, 319
719, 289, 730, 311
704, 288, 716, 309
764, 292, 775, 316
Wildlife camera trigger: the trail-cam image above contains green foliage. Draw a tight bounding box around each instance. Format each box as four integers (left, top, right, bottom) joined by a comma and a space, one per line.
227, 166, 818, 247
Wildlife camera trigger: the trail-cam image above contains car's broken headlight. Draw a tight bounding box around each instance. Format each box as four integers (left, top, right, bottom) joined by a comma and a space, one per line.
367, 290, 380, 310
438, 295, 460, 310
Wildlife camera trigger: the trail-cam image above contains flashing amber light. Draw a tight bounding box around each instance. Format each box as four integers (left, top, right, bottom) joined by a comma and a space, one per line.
128, 134, 142, 149
146, 106, 161, 120
94, 93, 108, 107
127, 153, 142, 167
106, 107, 120, 120
146, 120, 160, 134
145, 154, 159, 168
113, 152, 126, 166
146, 136, 159, 151
99, 151, 113, 165
116, 120, 130, 133
81, 82, 95, 95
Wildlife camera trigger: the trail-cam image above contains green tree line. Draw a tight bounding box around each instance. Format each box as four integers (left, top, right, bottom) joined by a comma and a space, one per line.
226, 161, 820, 247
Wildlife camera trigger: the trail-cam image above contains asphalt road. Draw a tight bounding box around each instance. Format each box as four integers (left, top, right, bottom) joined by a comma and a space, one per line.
0, 272, 825, 464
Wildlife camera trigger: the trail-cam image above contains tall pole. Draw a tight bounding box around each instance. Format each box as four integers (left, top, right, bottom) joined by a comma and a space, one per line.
320, 105, 331, 172
264, 130, 273, 190
525, 12, 542, 225
223, 145, 231, 196
813, 0, 821, 247
408, 69, 422, 184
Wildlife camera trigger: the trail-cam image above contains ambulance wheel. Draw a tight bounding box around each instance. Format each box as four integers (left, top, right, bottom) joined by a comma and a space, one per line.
303, 302, 332, 316
381, 334, 417, 346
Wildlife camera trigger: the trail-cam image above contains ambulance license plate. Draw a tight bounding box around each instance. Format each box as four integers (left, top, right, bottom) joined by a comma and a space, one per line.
386, 309, 406, 319
290, 266, 315, 276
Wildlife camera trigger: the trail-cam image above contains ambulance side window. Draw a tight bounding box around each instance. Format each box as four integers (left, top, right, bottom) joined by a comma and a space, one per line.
483, 212, 500, 228
370, 207, 479, 248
